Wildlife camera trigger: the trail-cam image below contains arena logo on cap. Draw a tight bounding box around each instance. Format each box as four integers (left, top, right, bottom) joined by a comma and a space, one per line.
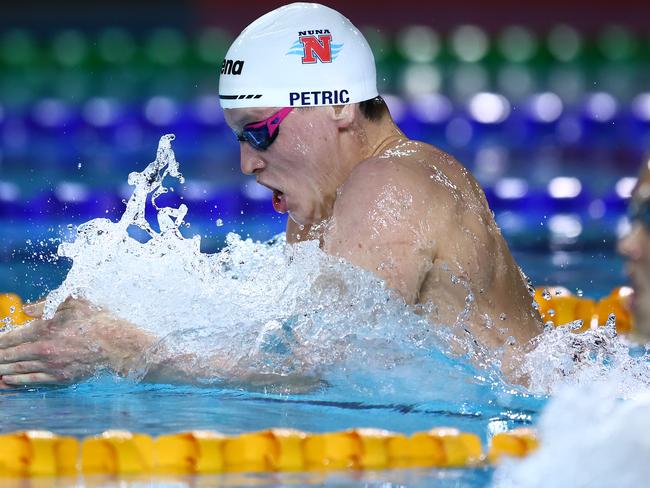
286, 29, 344, 64
221, 59, 245, 75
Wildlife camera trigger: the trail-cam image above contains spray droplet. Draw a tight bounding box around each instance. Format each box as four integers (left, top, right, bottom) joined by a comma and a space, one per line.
569, 319, 583, 331
606, 313, 616, 327
548, 309, 555, 317
215, 219, 223, 227
499, 313, 507, 321
576, 289, 583, 297
9, 306, 15, 314
77, 162, 82, 169
542, 289, 551, 300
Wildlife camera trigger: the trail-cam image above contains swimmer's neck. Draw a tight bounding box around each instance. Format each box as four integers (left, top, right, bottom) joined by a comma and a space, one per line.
354, 116, 407, 162
287, 116, 407, 244
325, 114, 406, 202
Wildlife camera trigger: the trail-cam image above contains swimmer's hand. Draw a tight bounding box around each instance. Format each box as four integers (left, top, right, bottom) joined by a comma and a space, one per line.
0, 298, 322, 391
0, 297, 155, 387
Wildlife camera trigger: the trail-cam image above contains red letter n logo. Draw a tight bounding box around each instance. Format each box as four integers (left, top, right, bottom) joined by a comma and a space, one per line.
300, 35, 332, 64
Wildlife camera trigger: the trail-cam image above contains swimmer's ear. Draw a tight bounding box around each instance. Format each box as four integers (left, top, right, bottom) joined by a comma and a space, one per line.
330, 104, 355, 129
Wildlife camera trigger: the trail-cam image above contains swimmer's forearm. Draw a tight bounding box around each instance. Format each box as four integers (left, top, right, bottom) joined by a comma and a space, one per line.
133, 347, 322, 390
99, 319, 159, 378
95, 320, 226, 385
140, 363, 322, 391
101, 321, 321, 389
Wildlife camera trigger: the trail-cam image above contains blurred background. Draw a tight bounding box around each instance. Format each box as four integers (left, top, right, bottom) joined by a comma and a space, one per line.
1, 0, 650, 299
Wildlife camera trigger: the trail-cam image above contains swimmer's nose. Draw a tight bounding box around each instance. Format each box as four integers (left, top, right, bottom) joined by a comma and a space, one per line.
618, 223, 645, 261
240, 144, 266, 175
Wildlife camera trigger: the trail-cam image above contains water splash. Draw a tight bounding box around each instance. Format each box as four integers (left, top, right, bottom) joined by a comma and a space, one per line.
31, 134, 650, 410
493, 316, 650, 486
45, 134, 195, 318
492, 381, 650, 488
516, 321, 650, 397
33, 135, 512, 404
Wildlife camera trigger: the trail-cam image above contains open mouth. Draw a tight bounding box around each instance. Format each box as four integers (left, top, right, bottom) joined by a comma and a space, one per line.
258, 180, 288, 214
272, 190, 287, 214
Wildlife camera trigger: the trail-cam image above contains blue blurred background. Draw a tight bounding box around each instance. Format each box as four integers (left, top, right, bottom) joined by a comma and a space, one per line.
1, 0, 649, 299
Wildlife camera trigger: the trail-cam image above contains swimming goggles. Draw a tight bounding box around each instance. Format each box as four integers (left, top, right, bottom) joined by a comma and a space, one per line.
628, 199, 650, 229
234, 107, 293, 151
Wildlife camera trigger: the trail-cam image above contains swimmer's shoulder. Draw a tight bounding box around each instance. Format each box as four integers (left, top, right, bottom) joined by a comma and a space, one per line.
386, 139, 491, 212
348, 139, 471, 201
333, 144, 449, 228
343, 151, 429, 203
345, 139, 493, 229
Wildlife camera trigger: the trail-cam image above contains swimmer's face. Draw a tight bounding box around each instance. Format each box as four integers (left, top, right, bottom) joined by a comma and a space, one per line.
224, 106, 347, 226
618, 163, 650, 337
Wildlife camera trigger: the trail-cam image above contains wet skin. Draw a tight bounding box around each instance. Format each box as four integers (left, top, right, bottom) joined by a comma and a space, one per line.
0, 102, 542, 387
322, 140, 542, 352
227, 104, 542, 364
618, 163, 650, 342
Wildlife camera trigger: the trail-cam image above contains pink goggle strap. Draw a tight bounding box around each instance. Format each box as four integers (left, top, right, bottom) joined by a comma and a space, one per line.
244, 107, 293, 136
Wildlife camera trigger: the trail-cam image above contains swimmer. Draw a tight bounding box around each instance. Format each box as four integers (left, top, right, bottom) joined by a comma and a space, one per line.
618, 158, 650, 342
0, 3, 541, 387
220, 4, 541, 351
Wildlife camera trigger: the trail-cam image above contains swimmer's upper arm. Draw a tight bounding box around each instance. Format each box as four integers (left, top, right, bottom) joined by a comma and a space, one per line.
323, 160, 438, 304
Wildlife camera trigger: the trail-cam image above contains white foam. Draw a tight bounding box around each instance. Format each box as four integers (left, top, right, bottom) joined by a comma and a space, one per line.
492, 381, 650, 488
493, 321, 650, 487
516, 323, 650, 397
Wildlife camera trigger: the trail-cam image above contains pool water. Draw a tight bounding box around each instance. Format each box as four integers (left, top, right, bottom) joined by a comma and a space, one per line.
0, 140, 632, 487
0, 231, 625, 487
0, 342, 526, 488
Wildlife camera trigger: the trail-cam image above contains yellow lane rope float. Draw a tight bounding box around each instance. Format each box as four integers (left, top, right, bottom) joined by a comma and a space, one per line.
533, 286, 634, 333
0, 428, 537, 477
0, 294, 31, 327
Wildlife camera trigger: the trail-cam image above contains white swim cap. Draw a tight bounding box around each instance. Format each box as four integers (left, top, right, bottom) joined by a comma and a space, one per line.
218, 2, 378, 109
